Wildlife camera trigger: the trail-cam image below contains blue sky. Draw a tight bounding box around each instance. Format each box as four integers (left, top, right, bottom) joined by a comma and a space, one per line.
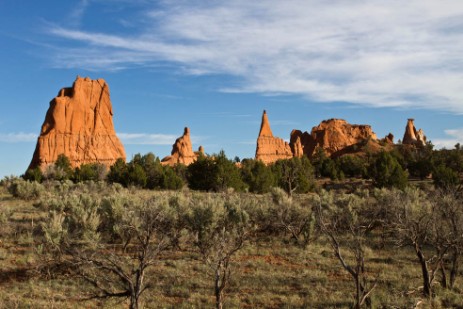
1, 0, 463, 177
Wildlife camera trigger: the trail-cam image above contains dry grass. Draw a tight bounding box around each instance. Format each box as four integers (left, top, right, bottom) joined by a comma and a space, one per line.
0, 186, 462, 308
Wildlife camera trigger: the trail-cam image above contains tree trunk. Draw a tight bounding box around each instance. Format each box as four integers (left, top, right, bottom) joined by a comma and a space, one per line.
129, 293, 139, 309
354, 274, 361, 309
440, 262, 448, 289
215, 264, 223, 309
415, 245, 431, 297
449, 249, 459, 289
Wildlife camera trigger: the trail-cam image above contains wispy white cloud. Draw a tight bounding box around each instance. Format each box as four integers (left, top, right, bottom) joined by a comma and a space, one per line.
0, 133, 38, 143
0, 132, 204, 145
117, 133, 177, 145
118, 132, 203, 145
45, 0, 463, 113
432, 128, 463, 149
68, 0, 89, 27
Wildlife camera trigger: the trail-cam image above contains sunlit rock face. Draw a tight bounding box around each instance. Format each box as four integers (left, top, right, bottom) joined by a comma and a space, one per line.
290, 119, 378, 158
255, 110, 293, 164
161, 127, 204, 166
29, 77, 126, 170
402, 118, 427, 147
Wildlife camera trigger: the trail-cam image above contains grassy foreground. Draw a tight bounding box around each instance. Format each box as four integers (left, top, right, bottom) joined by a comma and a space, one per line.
0, 181, 462, 308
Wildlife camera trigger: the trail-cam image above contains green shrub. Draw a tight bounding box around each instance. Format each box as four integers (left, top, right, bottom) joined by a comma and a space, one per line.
162, 165, 185, 190
7, 178, 45, 200
241, 159, 275, 193
336, 155, 367, 178
73, 163, 107, 182
23, 167, 43, 182
272, 157, 315, 195
433, 164, 460, 190
187, 151, 245, 192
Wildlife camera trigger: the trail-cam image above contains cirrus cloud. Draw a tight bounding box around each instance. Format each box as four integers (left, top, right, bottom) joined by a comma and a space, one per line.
0, 133, 38, 143
46, 0, 463, 113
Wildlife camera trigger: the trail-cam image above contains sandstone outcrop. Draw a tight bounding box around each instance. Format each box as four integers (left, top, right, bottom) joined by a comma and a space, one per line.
291, 136, 304, 158
384, 133, 394, 144
29, 76, 126, 170
255, 110, 293, 164
290, 119, 378, 158
161, 127, 203, 166
402, 119, 426, 146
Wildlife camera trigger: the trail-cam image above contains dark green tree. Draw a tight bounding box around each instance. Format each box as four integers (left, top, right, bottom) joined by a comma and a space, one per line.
214, 150, 245, 192
312, 148, 341, 179
107, 158, 129, 186
272, 157, 315, 196
127, 163, 147, 188
187, 151, 245, 192
187, 154, 217, 191
161, 165, 185, 190
241, 159, 275, 193
140, 153, 164, 189
368, 151, 408, 190
336, 155, 367, 178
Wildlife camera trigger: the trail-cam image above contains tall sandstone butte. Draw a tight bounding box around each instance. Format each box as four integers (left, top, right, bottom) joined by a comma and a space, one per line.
402, 118, 427, 146
290, 119, 378, 158
161, 127, 204, 166
29, 77, 126, 170
255, 110, 293, 164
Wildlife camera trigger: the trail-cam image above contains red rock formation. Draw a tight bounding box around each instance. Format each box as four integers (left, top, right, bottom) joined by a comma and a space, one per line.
402, 119, 426, 146
29, 76, 126, 170
161, 127, 203, 166
290, 119, 378, 158
384, 133, 394, 144
292, 136, 304, 158
196, 145, 205, 156
255, 110, 293, 164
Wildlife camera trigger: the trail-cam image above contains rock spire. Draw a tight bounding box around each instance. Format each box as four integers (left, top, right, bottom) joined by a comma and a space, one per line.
255, 110, 293, 164
161, 127, 204, 166
402, 118, 427, 146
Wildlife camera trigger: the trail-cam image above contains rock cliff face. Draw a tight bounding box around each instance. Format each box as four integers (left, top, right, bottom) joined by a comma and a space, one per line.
161, 127, 203, 166
29, 77, 126, 170
290, 119, 377, 158
402, 119, 427, 146
255, 110, 293, 164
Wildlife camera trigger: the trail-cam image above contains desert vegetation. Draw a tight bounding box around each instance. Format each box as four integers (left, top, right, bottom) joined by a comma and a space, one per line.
1, 145, 462, 308
1, 174, 463, 308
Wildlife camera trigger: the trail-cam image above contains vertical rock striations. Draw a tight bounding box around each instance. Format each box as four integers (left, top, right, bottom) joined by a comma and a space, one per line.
29, 76, 126, 170
255, 110, 293, 164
